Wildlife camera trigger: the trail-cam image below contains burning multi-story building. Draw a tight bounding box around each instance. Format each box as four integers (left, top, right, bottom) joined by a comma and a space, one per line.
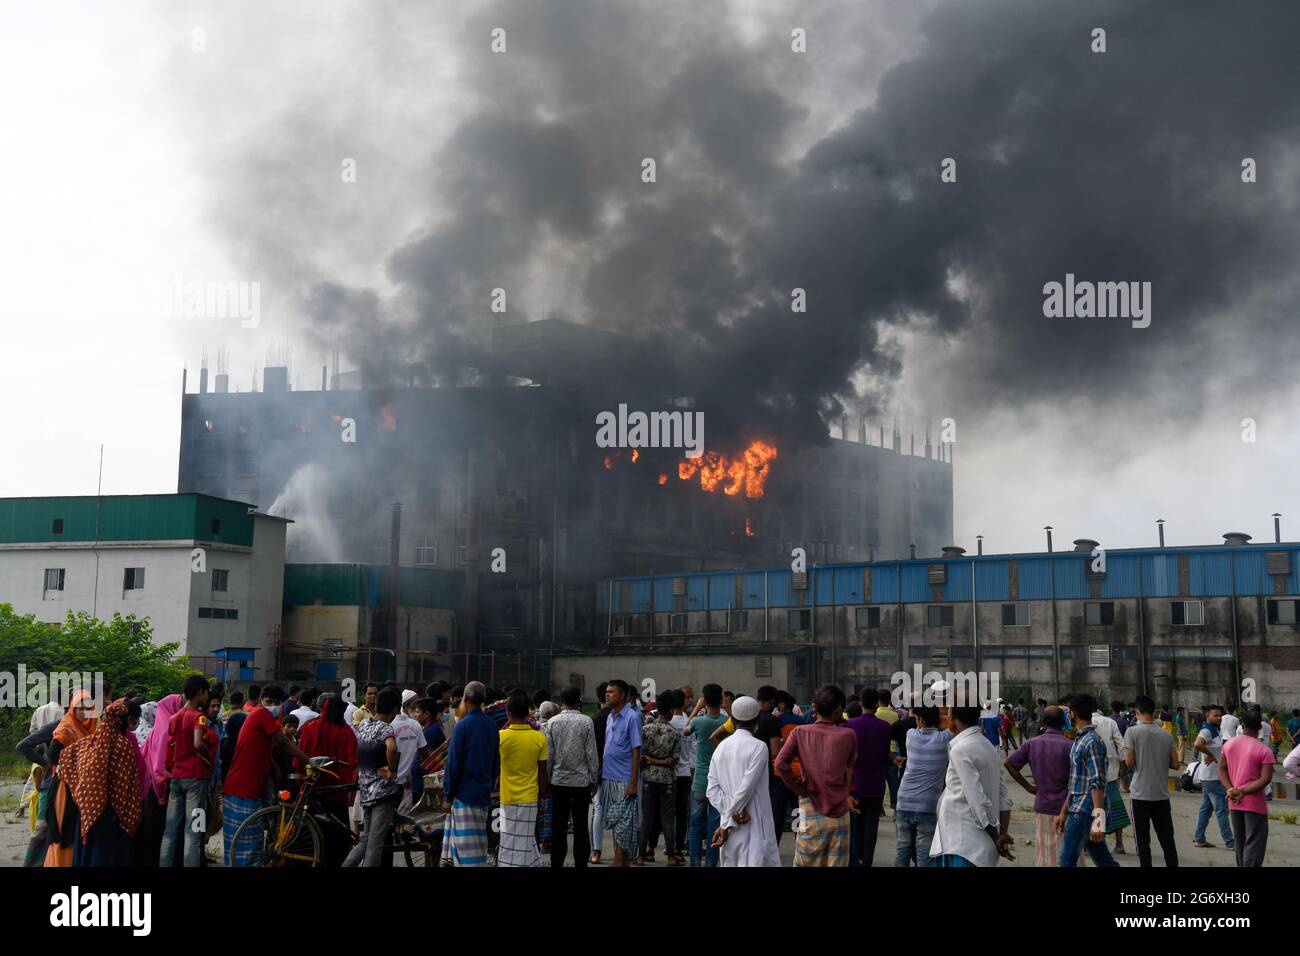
177, 320, 952, 683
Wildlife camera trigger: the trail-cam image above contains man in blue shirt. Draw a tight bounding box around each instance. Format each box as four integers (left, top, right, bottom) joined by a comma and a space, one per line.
594, 679, 642, 867
440, 681, 500, 866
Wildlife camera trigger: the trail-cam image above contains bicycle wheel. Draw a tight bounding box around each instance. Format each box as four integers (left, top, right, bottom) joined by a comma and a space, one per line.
394, 827, 420, 868
230, 803, 324, 867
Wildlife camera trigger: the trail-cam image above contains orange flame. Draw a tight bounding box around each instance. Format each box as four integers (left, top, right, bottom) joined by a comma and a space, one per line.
603, 456, 614, 470
677, 440, 778, 498
631, 448, 640, 463
657, 474, 668, 485
745, 516, 755, 537
379, 405, 397, 431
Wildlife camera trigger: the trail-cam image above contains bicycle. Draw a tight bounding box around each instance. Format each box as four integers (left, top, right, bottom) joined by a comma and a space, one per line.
229, 757, 440, 867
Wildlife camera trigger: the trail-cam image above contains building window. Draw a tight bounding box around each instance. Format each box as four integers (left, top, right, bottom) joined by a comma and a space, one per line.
731, 610, 749, 630
415, 538, 437, 566
612, 616, 628, 636
212, 569, 229, 592
198, 607, 239, 620
129, 622, 143, 636
509, 537, 528, 568
789, 609, 811, 632
52, 518, 64, 534
43, 568, 66, 595
1085, 602, 1114, 626
436, 637, 449, 652
1267, 599, 1299, 625
1171, 600, 1203, 626
927, 605, 954, 628
123, 567, 146, 591
1001, 603, 1030, 626
669, 613, 687, 633
856, 606, 881, 629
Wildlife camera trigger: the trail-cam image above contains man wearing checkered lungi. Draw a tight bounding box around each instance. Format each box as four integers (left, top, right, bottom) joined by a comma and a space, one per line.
595, 680, 641, 866
497, 692, 549, 867
1005, 706, 1086, 866
774, 686, 858, 867
440, 682, 499, 867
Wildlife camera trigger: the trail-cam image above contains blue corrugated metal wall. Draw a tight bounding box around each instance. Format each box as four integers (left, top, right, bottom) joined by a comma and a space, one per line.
653, 578, 674, 612
1101, 555, 1141, 598
975, 560, 1010, 601
599, 546, 1300, 612
1053, 556, 1089, 599
834, 567, 864, 604
942, 562, 972, 602
812, 568, 833, 605
628, 580, 653, 613
871, 566, 899, 603
899, 564, 930, 602
708, 574, 734, 610
767, 572, 795, 607
1142, 555, 1178, 597
1018, 559, 1052, 599
686, 576, 708, 609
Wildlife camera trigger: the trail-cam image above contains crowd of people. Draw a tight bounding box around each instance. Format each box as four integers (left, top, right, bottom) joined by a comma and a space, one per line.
13, 674, 1300, 868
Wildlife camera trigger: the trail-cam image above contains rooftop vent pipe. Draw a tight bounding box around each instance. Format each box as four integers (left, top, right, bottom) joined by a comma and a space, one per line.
1223, 532, 1252, 547
941, 546, 967, 558
1073, 538, 1099, 553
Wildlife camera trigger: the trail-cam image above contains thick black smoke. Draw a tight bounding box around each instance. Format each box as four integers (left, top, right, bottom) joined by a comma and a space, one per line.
178, 0, 1300, 451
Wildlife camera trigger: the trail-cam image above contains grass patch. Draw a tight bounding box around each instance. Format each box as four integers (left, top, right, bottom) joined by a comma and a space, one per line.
0, 752, 30, 782
1284, 813, 1297, 825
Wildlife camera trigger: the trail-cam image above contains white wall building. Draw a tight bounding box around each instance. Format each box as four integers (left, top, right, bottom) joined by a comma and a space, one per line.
0, 494, 289, 679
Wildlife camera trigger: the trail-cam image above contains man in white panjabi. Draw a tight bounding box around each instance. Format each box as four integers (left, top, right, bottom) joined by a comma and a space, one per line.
706, 696, 781, 867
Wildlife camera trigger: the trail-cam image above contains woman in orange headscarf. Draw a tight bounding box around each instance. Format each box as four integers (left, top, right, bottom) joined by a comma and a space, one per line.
43, 689, 99, 867
60, 698, 142, 867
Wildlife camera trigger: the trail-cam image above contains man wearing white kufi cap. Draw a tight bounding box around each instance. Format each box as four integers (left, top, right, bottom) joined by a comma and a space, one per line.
706, 696, 781, 867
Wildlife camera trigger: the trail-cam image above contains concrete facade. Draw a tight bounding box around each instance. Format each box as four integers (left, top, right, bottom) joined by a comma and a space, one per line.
0, 495, 288, 671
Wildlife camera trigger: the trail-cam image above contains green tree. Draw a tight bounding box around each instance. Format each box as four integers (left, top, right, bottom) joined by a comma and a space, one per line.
0, 603, 196, 772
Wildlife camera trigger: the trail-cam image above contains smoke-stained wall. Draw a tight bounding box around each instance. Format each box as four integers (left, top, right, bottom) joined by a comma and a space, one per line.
178, 346, 952, 655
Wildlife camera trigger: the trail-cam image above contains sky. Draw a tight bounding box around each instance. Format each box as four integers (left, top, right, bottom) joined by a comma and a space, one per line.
3, 0, 1299, 555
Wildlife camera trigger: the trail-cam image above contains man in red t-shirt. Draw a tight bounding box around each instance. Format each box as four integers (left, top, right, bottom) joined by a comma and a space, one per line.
222, 685, 313, 867
160, 675, 211, 866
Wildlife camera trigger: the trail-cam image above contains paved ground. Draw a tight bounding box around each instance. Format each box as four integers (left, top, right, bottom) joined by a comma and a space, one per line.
6, 771, 1300, 867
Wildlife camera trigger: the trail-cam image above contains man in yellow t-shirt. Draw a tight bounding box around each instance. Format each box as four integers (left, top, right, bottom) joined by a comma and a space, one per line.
497, 691, 548, 867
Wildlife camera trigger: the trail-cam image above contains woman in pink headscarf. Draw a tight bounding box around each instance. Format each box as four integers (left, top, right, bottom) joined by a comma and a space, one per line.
133, 693, 181, 866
